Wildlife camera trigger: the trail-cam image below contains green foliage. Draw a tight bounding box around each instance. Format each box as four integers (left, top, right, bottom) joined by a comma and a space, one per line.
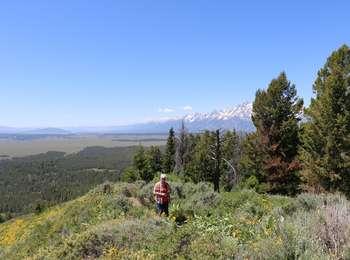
0, 214, 5, 224
239, 133, 264, 181
191, 131, 216, 183
238, 175, 266, 193
0, 146, 137, 216
220, 130, 241, 191
1, 181, 350, 259
132, 145, 165, 183
182, 133, 200, 180
174, 120, 188, 173
300, 44, 350, 195
169, 203, 191, 225
133, 146, 154, 182
147, 146, 163, 174
163, 127, 176, 173
243, 72, 303, 195
121, 166, 139, 183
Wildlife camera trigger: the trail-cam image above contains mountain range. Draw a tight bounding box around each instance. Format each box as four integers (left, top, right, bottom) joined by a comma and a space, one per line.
108, 102, 254, 133
0, 102, 254, 134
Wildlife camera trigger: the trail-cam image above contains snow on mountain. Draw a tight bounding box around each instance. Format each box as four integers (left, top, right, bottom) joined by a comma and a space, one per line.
183, 102, 252, 122
106, 102, 254, 133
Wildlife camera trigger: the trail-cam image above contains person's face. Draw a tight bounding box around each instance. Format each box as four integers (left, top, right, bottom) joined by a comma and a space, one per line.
161, 177, 166, 183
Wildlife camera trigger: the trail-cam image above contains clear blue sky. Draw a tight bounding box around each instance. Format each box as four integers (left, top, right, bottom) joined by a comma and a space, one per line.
0, 1, 349, 127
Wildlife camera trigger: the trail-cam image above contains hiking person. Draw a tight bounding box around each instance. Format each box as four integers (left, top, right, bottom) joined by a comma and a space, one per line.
153, 174, 171, 216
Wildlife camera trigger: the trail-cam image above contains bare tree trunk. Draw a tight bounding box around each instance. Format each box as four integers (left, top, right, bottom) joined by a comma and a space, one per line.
175, 120, 187, 173
213, 129, 221, 192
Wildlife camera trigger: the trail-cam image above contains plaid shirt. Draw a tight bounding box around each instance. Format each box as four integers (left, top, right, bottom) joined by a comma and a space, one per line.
153, 181, 171, 204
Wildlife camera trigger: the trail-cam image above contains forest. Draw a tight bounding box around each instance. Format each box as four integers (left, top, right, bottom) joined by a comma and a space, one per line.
0, 146, 137, 220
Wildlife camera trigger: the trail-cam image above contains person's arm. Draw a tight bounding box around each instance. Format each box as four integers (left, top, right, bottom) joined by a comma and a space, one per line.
153, 184, 158, 201
153, 184, 163, 196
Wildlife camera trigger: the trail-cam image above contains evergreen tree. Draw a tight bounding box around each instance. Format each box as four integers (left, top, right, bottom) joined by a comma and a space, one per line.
163, 127, 176, 173
121, 166, 139, 183
133, 146, 153, 182
183, 133, 200, 181
250, 72, 303, 195
222, 130, 240, 163
239, 133, 265, 183
147, 146, 163, 174
192, 131, 215, 183
300, 45, 350, 195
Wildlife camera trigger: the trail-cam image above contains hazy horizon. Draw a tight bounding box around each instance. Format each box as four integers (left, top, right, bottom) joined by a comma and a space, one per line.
1, 100, 253, 128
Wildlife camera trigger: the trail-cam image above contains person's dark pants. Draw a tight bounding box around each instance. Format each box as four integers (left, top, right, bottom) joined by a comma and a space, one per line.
156, 202, 169, 216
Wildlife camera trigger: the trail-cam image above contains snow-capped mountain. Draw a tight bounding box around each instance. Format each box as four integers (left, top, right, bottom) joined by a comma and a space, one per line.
0, 103, 254, 134
183, 102, 252, 122
108, 102, 254, 133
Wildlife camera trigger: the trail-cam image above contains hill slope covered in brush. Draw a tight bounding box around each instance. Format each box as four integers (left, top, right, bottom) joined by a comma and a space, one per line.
1, 181, 350, 259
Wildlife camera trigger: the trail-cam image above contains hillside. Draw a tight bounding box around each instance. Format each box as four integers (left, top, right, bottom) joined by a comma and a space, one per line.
1, 181, 350, 259
0, 146, 138, 216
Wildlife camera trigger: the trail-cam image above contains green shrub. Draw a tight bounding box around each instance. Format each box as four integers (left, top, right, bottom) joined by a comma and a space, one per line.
169, 203, 194, 225
188, 233, 238, 259
113, 196, 131, 214
137, 182, 155, 207
121, 167, 139, 183
295, 193, 324, 211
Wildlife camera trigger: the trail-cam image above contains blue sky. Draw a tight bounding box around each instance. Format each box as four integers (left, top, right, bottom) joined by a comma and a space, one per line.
0, 1, 349, 127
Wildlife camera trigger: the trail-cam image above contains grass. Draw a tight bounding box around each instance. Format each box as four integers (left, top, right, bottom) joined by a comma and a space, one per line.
1, 181, 350, 259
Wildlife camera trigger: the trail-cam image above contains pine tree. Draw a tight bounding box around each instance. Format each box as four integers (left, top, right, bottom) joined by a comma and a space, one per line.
133, 146, 153, 182
192, 131, 215, 183
239, 133, 265, 182
190, 130, 227, 192
300, 45, 350, 195
183, 133, 200, 181
250, 72, 303, 195
147, 146, 163, 174
163, 127, 176, 173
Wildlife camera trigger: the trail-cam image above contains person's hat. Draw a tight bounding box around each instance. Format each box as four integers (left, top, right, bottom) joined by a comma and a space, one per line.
160, 173, 167, 179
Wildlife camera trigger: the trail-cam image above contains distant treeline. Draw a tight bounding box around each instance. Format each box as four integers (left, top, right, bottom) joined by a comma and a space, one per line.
112, 138, 167, 142
0, 146, 138, 219
0, 134, 76, 141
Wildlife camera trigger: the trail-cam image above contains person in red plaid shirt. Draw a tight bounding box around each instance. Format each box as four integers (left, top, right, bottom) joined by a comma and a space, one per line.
153, 174, 171, 216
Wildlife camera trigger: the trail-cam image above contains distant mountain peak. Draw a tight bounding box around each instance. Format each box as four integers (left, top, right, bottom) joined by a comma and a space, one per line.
182, 102, 253, 123
21, 128, 71, 135
108, 102, 254, 133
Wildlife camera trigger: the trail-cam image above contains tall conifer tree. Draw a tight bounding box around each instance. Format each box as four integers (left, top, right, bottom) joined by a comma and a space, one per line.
300, 45, 350, 194
163, 127, 176, 173
250, 72, 303, 195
